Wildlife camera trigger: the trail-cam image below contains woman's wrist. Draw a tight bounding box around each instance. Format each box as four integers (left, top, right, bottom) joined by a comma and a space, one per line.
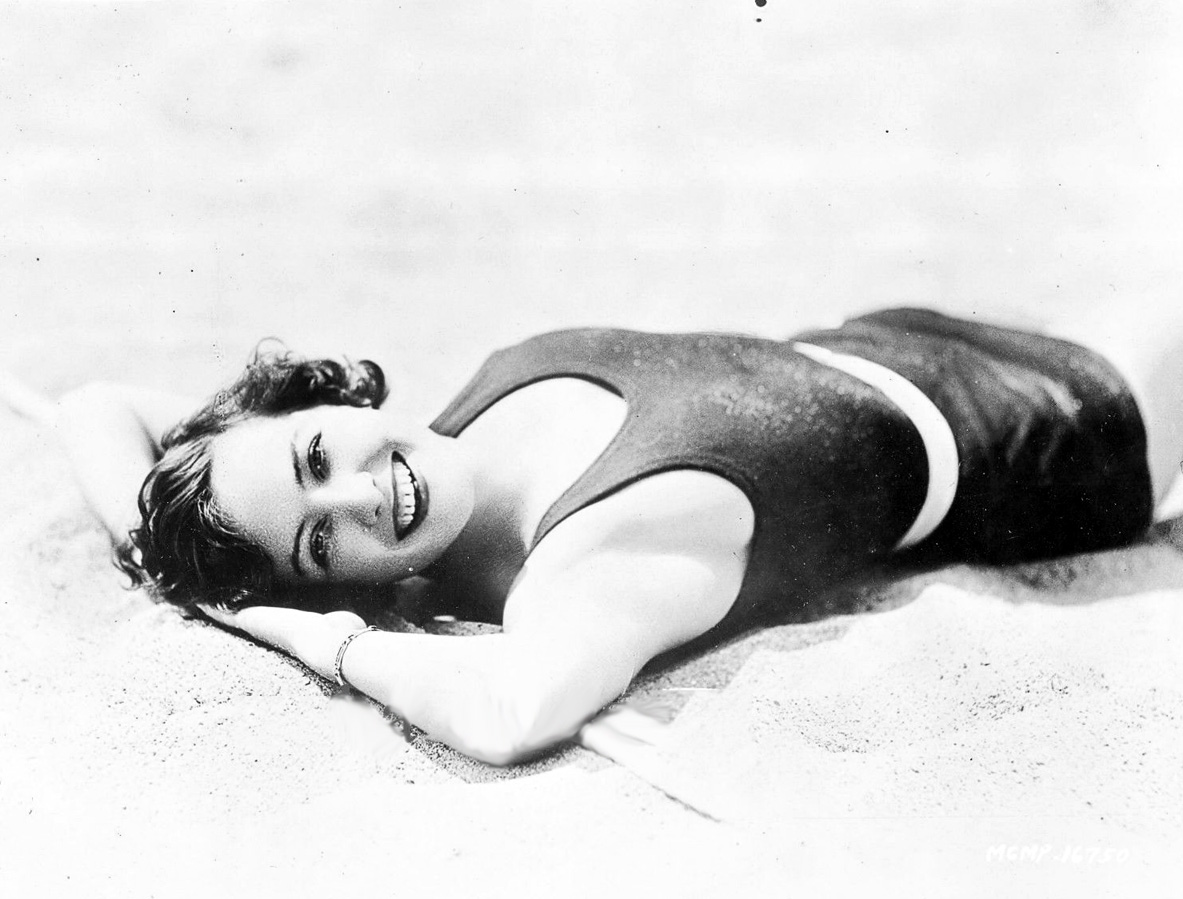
299, 610, 370, 682
332, 625, 380, 687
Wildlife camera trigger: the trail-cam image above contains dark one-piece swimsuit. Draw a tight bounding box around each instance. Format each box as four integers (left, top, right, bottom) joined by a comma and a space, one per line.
430, 308, 1152, 636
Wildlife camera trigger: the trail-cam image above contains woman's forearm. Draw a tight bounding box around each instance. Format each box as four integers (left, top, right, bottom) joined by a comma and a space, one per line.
55, 385, 163, 544
5, 375, 184, 544
346, 630, 632, 765
269, 609, 636, 765
208, 606, 576, 764
53, 383, 195, 545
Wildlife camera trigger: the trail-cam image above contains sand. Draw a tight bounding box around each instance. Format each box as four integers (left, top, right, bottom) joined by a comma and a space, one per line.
4, 3, 1183, 896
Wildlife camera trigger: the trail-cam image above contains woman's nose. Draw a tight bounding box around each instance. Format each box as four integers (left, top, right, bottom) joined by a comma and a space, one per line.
311, 473, 381, 524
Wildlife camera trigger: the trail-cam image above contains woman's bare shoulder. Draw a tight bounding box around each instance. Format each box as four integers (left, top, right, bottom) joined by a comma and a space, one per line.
503, 470, 754, 652
514, 469, 754, 606
543, 469, 755, 555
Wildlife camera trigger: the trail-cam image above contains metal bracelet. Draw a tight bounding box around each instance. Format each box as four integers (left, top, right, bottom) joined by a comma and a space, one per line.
333, 625, 380, 688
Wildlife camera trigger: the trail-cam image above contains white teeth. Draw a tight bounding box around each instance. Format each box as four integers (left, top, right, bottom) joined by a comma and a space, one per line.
392, 457, 417, 536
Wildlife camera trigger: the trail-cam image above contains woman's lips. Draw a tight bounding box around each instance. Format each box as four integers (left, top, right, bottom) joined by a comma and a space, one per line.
391, 452, 424, 540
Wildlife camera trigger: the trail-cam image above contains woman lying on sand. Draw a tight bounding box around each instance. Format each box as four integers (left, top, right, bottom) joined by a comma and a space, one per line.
5, 307, 1181, 765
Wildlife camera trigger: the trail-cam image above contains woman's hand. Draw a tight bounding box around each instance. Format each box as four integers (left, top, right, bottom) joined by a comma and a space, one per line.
200, 604, 368, 683
294, 610, 370, 682
0, 370, 57, 425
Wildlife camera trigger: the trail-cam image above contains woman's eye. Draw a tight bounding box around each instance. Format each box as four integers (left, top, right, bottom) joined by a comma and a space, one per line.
310, 518, 332, 571
308, 433, 328, 481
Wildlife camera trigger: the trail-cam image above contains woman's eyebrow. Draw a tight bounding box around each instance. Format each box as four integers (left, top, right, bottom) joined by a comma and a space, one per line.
290, 435, 305, 489
291, 521, 307, 580
290, 433, 307, 578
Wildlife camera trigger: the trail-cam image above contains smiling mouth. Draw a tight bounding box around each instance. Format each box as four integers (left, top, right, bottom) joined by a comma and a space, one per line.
391, 452, 425, 540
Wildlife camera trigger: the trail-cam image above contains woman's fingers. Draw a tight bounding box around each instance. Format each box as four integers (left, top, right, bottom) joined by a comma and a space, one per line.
578, 699, 675, 758
198, 603, 324, 659
197, 604, 370, 678
0, 370, 57, 425
578, 692, 735, 822
196, 602, 239, 628
323, 610, 367, 633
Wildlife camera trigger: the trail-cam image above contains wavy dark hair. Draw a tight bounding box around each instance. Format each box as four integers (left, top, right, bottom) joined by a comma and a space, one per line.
116, 346, 388, 611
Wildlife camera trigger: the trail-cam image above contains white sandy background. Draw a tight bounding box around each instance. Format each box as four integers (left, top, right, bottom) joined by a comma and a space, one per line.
2, 2, 1182, 896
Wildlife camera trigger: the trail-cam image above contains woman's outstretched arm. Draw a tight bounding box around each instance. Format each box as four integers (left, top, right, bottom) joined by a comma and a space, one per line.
200, 603, 622, 766
202, 472, 752, 766
2, 372, 195, 547
201, 579, 665, 767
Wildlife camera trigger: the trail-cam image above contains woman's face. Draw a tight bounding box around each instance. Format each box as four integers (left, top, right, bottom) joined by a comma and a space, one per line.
209, 405, 475, 585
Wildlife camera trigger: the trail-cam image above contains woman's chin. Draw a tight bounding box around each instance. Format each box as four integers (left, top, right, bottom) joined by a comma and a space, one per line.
389, 491, 474, 580
408, 449, 477, 557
